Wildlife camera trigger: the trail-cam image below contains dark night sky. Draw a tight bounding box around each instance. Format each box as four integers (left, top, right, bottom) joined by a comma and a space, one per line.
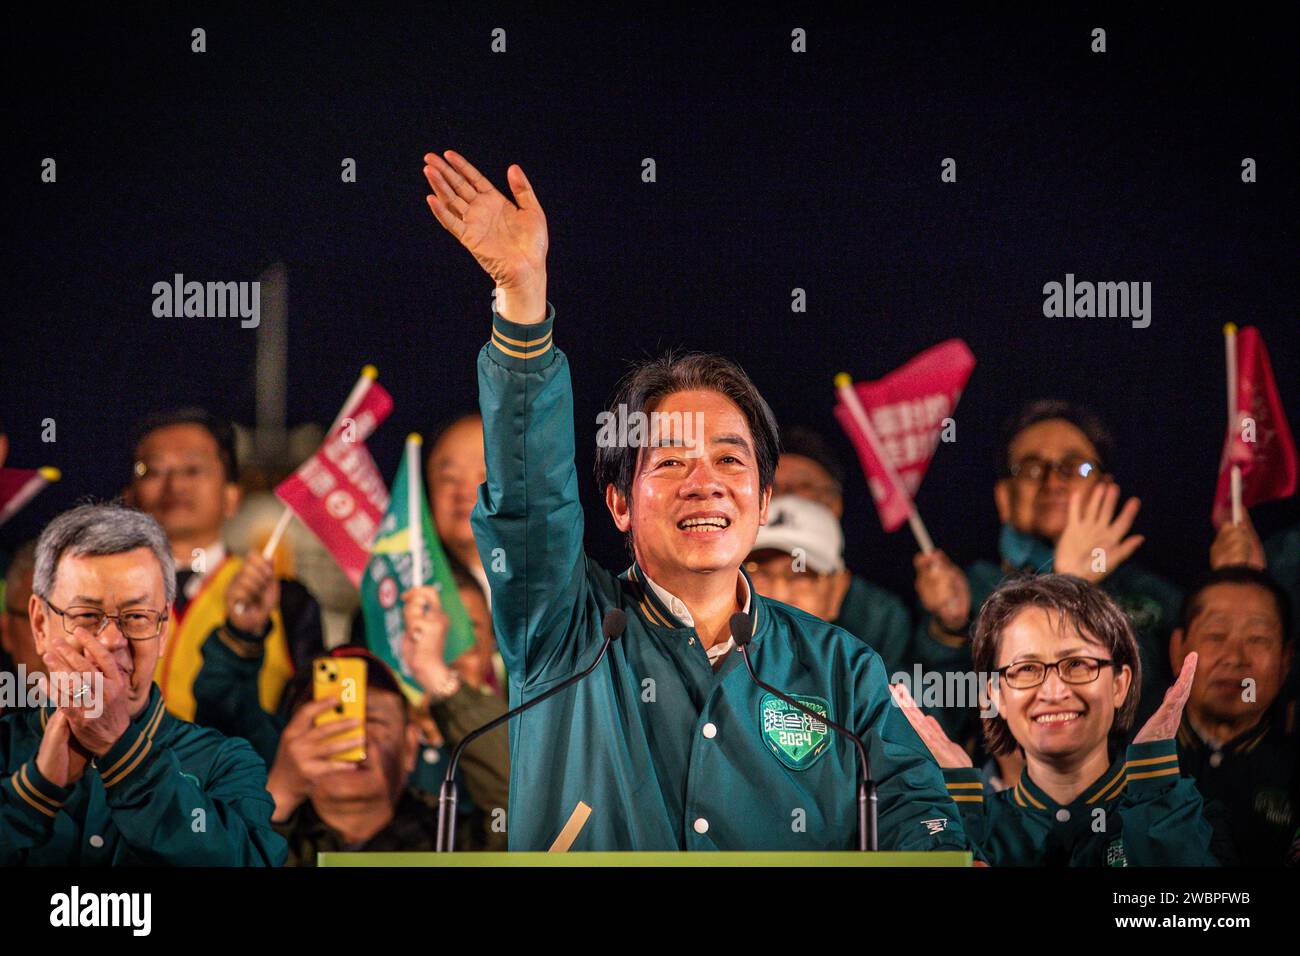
3, 3, 1297, 601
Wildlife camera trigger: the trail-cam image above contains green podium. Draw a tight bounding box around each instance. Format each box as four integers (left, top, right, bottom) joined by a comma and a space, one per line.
318, 851, 972, 867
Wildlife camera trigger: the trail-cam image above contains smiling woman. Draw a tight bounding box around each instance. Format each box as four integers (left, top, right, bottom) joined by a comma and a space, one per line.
897, 573, 1221, 866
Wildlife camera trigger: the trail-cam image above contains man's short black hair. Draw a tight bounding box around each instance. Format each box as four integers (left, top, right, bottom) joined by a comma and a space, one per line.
593, 350, 781, 507
1179, 565, 1294, 643
131, 407, 239, 483
998, 399, 1116, 476
778, 425, 846, 491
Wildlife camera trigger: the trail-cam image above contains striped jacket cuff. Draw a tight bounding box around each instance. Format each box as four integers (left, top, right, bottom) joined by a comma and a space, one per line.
6, 760, 71, 819
95, 695, 168, 791
1123, 738, 1182, 792
942, 767, 986, 805
488, 301, 556, 371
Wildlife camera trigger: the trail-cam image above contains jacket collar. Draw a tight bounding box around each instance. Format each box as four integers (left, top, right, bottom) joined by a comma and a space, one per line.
622, 560, 762, 639
1178, 712, 1272, 755
1012, 751, 1128, 813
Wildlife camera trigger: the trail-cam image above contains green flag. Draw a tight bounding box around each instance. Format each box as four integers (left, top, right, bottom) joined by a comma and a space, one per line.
361, 434, 475, 699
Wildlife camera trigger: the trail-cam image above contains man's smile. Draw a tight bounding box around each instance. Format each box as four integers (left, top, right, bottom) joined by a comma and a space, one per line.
676, 511, 732, 535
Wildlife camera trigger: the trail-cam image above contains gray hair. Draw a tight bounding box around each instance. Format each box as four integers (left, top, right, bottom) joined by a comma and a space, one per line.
33, 502, 177, 605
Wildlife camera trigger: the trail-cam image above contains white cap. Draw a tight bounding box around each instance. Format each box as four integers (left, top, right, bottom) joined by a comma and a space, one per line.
750, 495, 845, 575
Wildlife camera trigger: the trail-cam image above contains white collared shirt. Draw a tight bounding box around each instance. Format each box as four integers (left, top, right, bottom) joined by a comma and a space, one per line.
185, 540, 228, 599
641, 570, 752, 668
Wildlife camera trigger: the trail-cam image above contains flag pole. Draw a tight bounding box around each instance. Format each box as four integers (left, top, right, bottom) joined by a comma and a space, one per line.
0, 466, 60, 530
264, 364, 380, 560
1224, 324, 1242, 525
835, 373, 935, 553
406, 433, 425, 586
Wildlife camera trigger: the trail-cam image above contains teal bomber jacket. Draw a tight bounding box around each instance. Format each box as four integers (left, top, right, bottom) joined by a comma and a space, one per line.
473, 302, 971, 854
1, 683, 286, 865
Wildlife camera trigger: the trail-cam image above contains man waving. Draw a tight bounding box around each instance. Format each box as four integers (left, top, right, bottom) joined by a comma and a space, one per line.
422, 149, 968, 853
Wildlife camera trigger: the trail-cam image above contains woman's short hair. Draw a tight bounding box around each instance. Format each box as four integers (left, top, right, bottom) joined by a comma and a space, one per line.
972, 573, 1142, 756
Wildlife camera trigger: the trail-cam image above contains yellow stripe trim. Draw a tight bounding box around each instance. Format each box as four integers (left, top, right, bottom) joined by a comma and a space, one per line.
9, 771, 56, 817
1125, 754, 1179, 769
99, 698, 166, 781
492, 334, 553, 360
102, 738, 153, 788
1012, 785, 1027, 808
945, 781, 984, 790
492, 328, 553, 349
630, 567, 673, 626
951, 795, 984, 803
1086, 765, 1128, 805
19, 765, 61, 810
638, 596, 670, 627
1017, 782, 1046, 810
1127, 766, 1180, 782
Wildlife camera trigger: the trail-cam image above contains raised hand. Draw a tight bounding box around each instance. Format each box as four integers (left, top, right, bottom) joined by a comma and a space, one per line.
422, 150, 549, 324
891, 682, 973, 769
42, 632, 130, 757
226, 552, 280, 635
1210, 512, 1266, 570
1133, 652, 1197, 743
265, 695, 362, 820
35, 708, 90, 788
913, 549, 972, 634
1053, 483, 1143, 583
400, 586, 462, 702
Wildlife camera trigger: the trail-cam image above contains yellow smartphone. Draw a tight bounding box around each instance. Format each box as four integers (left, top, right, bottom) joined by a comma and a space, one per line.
312, 657, 367, 761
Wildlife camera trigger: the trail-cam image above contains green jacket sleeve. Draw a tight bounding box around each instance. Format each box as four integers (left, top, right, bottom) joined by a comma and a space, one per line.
856, 649, 971, 853
93, 701, 287, 866
193, 625, 287, 766
0, 746, 66, 862
1116, 740, 1219, 866
941, 766, 991, 860
470, 302, 596, 688
430, 687, 511, 852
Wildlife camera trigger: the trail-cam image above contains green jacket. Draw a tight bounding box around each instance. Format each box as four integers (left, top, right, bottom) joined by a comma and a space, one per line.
943, 739, 1218, 866
0, 683, 286, 865
472, 303, 969, 853
913, 525, 1183, 755
832, 575, 914, 678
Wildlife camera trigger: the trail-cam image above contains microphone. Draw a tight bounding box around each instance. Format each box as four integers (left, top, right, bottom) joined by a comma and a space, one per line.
730, 611, 878, 851
435, 607, 628, 852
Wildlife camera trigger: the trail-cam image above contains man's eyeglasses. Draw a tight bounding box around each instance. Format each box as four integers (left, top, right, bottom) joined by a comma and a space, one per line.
44, 600, 168, 642
995, 656, 1113, 689
1006, 456, 1099, 484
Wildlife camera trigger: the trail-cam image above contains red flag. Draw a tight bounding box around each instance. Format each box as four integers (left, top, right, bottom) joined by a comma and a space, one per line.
0, 466, 60, 529
275, 377, 393, 586
834, 340, 975, 533
1213, 326, 1297, 528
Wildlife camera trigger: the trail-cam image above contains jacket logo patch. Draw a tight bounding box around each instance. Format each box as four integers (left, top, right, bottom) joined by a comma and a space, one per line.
1105, 839, 1129, 867
760, 693, 831, 771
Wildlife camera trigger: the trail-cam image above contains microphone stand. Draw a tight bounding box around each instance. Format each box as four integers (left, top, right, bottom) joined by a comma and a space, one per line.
435, 608, 626, 852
